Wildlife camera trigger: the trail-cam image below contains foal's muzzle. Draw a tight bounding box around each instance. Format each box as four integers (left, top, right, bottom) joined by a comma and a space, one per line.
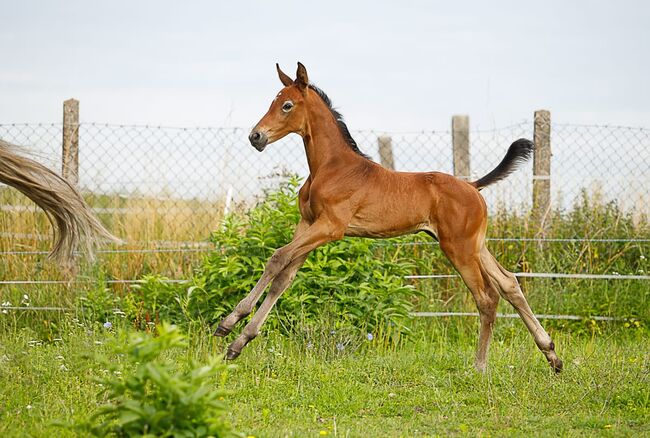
249, 130, 268, 151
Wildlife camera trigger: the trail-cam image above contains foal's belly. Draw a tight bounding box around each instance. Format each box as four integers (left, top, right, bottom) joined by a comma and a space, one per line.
343, 182, 436, 239
345, 224, 425, 238
344, 217, 433, 239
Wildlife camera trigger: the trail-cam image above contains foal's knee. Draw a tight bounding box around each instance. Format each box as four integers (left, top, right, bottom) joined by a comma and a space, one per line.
265, 249, 289, 275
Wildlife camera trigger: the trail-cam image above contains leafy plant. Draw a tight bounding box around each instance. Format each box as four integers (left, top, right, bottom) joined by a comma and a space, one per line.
78, 283, 123, 325
122, 275, 188, 330
74, 323, 240, 437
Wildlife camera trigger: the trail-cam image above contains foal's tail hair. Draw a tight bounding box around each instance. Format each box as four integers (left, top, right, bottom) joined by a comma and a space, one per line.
471, 138, 534, 190
0, 140, 120, 268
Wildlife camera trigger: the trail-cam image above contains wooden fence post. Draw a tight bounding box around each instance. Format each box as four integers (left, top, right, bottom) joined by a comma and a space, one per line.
452, 115, 470, 180
378, 135, 395, 170
62, 98, 79, 185
532, 109, 551, 230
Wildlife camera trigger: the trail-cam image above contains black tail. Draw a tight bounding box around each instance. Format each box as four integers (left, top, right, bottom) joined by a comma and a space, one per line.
471, 138, 534, 190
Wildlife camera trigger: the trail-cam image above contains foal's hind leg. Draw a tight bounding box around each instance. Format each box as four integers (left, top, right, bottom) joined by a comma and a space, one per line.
480, 246, 563, 372
439, 240, 500, 372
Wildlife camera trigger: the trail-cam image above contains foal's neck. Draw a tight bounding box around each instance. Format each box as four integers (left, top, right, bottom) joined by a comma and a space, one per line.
301, 93, 362, 175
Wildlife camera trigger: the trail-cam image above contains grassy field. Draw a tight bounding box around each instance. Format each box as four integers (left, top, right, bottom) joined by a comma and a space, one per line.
0, 318, 647, 437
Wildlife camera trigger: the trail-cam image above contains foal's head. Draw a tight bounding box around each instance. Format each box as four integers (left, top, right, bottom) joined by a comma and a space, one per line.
249, 62, 312, 151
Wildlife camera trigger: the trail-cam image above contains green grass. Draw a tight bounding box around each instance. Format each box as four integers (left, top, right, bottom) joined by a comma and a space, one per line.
0, 319, 647, 437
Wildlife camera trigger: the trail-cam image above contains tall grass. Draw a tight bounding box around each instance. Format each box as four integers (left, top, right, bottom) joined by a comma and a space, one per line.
0, 187, 224, 280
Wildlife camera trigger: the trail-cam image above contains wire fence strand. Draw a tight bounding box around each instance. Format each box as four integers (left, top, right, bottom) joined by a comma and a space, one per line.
410, 312, 623, 321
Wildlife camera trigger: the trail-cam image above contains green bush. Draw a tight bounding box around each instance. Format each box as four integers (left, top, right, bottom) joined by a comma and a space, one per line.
122, 276, 188, 330
74, 323, 240, 437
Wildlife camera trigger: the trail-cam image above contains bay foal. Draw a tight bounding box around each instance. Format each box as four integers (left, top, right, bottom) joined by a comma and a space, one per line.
216, 63, 562, 372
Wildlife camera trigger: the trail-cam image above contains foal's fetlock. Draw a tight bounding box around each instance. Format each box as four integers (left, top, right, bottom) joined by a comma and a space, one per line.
225, 336, 244, 360
214, 310, 250, 337
548, 356, 563, 373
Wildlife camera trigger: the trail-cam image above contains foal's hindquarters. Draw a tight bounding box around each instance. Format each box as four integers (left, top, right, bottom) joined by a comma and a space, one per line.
429, 174, 563, 372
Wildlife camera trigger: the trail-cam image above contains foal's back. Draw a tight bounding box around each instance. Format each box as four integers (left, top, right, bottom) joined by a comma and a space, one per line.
342, 162, 487, 240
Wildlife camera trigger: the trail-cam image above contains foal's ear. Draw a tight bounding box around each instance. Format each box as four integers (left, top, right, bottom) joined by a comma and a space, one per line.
276, 63, 293, 87
295, 62, 309, 90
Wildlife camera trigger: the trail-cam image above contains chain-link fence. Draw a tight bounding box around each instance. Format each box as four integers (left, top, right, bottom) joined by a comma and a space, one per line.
1, 118, 649, 242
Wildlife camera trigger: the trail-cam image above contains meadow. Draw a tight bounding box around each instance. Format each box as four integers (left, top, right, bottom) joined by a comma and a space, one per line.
0, 318, 647, 437
0, 179, 648, 436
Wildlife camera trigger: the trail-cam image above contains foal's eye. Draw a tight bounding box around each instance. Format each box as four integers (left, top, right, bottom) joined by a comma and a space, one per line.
282, 101, 294, 112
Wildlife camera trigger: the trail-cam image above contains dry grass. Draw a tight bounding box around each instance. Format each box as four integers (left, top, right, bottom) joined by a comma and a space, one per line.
0, 188, 224, 282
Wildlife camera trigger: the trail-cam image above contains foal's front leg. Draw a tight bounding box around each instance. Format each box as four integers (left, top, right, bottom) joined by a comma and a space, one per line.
215, 218, 344, 358
215, 218, 345, 346
212, 254, 287, 336
214, 221, 309, 337
213, 254, 289, 337
226, 254, 308, 359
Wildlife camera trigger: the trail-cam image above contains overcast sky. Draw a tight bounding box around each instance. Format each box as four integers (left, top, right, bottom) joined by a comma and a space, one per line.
2, 1, 649, 131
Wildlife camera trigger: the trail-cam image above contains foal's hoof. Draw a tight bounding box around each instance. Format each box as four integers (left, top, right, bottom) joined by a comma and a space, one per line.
549, 357, 563, 373
225, 347, 241, 361
213, 324, 231, 337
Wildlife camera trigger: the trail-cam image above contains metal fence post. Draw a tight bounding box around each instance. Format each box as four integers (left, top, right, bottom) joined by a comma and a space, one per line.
533, 109, 551, 229
452, 115, 470, 180
62, 98, 80, 185
378, 135, 395, 170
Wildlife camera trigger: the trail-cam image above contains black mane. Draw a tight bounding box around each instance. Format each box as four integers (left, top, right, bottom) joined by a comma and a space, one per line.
308, 84, 371, 160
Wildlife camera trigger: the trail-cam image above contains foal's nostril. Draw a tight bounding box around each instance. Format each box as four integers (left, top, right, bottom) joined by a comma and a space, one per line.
248, 130, 268, 150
